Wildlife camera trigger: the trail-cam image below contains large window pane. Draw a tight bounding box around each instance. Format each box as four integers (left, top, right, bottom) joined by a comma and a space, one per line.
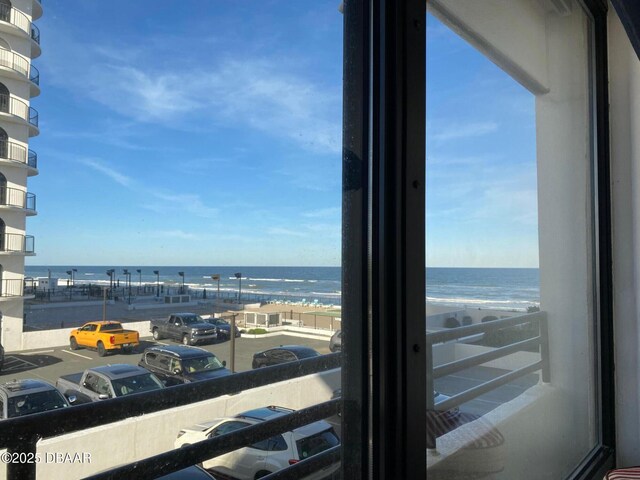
5, 2, 344, 478
426, 1, 597, 478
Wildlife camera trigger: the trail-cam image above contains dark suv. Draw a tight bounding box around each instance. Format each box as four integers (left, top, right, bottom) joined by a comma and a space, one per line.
252, 345, 320, 369
139, 345, 231, 386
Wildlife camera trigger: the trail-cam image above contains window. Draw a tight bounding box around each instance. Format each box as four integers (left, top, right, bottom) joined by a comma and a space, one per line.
424, 1, 612, 478
0, 1, 616, 479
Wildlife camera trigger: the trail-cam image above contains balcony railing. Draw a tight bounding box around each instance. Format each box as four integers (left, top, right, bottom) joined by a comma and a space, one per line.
0, 4, 39, 45
0, 186, 35, 211
27, 148, 37, 168
0, 94, 38, 127
0, 233, 34, 254
29, 63, 39, 85
426, 311, 549, 449
0, 140, 36, 169
0, 278, 25, 298
30, 22, 39, 44
0, 49, 39, 86
0, 353, 342, 479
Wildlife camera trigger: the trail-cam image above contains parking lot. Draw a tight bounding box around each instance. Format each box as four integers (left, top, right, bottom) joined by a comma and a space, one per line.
0, 333, 333, 385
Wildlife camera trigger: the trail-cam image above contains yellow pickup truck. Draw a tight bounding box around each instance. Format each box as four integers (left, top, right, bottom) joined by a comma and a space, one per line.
69, 321, 140, 357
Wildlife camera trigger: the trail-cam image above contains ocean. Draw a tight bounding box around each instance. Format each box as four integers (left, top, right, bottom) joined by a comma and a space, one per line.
24, 266, 539, 311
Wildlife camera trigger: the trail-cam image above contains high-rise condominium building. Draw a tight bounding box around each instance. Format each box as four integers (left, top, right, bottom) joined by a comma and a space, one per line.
0, 0, 41, 351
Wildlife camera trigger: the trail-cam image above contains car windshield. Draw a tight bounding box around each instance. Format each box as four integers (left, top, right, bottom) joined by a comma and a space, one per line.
295, 428, 340, 460
182, 356, 224, 373
7, 390, 68, 418
182, 315, 203, 325
111, 374, 164, 397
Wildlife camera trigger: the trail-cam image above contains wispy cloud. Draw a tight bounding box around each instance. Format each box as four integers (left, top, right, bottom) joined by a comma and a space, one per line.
302, 207, 340, 218
267, 227, 307, 237
154, 230, 200, 240
78, 158, 134, 187
429, 121, 498, 142
77, 157, 219, 219
43, 29, 342, 155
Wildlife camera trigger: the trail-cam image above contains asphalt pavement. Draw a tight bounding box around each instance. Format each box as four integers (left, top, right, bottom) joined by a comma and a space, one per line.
0, 334, 333, 385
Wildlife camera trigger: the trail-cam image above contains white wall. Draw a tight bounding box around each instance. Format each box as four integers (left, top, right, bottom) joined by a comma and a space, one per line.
608, 4, 640, 467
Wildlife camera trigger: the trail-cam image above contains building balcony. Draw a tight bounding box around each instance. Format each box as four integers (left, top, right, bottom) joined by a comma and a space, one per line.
0, 4, 41, 58
0, 49, 40, 97
0, 140, 38, 175
0, 278, 33, 300
32, 0, 42, 22
0, 186, 36, 215
0, 94, 39, 136
0, 233, 34, 255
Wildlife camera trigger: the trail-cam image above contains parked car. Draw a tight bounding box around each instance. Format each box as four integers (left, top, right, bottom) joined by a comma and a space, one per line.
56, 364, 164, 404
329, 330, 342, 352
0, 342, 4, 371
252, 345, 320, 369
150, 313, 218, 346
0, 379, 72, 419
206, 317, 241, 340
174, 406, 340, 479
69, 321, 140, 356
138, 345, 231, 386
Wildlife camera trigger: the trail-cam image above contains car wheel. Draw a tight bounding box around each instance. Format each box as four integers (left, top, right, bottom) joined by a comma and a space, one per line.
255, 471, 272, 479
97, 341, 107, 357
70, 337, 79, 350
152, 328, 162, 341
182, 335, 190, 346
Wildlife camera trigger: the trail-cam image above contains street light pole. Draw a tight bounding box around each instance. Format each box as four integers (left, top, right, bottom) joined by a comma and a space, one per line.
123, 269, 131, 305
234, 272, 242, 304
178, 272, 185, 295
106, 269, 114, 299
102, 287, 107, 321
230, 313, 237, 373
211, 274, 220, 299
136, 269, 142, 293
153, 270, 160, 297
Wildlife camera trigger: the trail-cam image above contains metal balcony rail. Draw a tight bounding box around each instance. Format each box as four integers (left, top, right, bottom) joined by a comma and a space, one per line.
0, 353, 342, 479
29, 106, 37, 127
0, 94, 38, 127
0, 4, 39, 44
27, 148, 37, 168
0, 186, 35, 210
0, 278, 24, 297
29, 63, 39, 85
0, 49, 29, 79
0, 233, 34, 253
0, 139, 26, 163
30, 22, 39, 44
426, 311, 549, 449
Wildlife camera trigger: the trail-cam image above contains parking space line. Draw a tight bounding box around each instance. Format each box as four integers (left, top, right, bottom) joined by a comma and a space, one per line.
2, 356, 39, 371
61, 350, 93, 360
26, 349, 55, 355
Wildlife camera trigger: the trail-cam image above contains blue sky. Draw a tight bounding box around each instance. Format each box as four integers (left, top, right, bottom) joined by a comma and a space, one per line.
426, 15, 538, 268
25, 3, 538, 267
